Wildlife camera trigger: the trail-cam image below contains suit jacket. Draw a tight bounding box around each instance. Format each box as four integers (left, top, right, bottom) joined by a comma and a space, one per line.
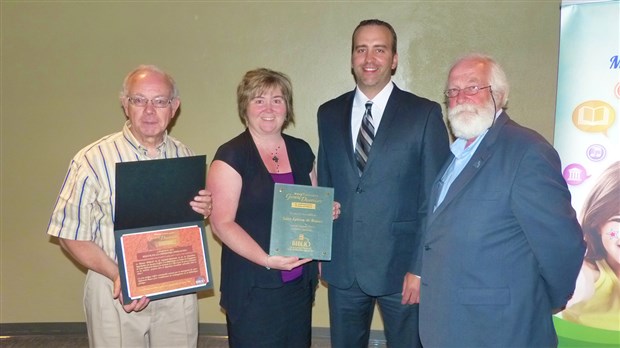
419, 112, 585, 347
317, 84, 450, 295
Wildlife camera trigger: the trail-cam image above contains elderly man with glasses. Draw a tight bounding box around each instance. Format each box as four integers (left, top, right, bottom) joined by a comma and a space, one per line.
47, 65, 212, 347
418, 53, 585, 347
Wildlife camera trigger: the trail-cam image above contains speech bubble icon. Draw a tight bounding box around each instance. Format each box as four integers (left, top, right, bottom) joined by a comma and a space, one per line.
563, 163, 590, 186
572, 100, 616, 136
586, 144, 607, 162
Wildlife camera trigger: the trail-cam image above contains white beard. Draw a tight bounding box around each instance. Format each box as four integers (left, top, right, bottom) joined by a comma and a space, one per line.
447, 100, 496, 140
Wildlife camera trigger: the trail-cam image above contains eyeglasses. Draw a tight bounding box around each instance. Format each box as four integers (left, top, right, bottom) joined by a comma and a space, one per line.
444, 85, 491, 98
127, 95, 173, 108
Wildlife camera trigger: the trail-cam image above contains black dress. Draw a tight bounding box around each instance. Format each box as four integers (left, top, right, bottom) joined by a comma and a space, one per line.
213, 129, 319, 346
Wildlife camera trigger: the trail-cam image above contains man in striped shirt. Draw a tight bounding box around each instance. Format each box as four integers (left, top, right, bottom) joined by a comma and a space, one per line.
47, 65, 212, 347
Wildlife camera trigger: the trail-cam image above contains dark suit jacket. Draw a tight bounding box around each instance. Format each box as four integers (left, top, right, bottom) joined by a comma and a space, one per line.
317, 84, 450, 296
419, 112, 585, 347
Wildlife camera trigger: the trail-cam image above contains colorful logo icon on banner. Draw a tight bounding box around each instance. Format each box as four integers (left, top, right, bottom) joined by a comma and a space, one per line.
586, 144, 607, 162
563, 163, 590, 186
572, 100, 616, 136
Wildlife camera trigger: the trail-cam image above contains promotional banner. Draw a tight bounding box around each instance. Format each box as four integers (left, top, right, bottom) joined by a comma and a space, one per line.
554, 1, 620, 346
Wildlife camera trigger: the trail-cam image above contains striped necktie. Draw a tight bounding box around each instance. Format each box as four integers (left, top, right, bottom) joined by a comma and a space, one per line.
355, 101, 374, 175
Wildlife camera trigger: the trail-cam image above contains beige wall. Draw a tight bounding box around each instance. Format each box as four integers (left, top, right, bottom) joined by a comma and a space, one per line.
1, 0, 561, 329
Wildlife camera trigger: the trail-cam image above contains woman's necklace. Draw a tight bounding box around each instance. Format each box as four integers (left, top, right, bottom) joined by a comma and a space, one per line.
271, 145, 281, 173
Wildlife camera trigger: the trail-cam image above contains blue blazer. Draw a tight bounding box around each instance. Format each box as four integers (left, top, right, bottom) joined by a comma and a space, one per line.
419, 112, 585, 347
317, 84, 450, 295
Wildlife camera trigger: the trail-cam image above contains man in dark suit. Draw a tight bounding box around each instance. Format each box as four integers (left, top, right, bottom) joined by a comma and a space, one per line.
317, 19, 450, 347
419, 53, 585, 347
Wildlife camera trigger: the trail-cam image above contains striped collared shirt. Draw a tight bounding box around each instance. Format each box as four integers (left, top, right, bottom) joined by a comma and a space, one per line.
46, 121, 194, 260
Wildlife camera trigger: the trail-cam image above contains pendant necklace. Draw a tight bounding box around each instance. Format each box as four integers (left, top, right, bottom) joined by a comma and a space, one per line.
271, 146, 281, 172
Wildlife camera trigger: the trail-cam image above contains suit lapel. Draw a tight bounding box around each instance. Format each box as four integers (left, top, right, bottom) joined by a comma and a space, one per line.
426, 156, 454, 227
428, 112, 509, 223
337, 92, 361, 177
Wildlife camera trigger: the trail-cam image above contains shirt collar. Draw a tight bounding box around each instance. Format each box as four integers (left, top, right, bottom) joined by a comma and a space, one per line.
354, 81, 393, 109
122, 120, 168, 158
451, 129, 488, 159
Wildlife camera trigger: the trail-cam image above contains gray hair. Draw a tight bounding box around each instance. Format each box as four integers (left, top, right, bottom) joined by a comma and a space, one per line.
448, 53, 510, 109
120, 64, 179, 99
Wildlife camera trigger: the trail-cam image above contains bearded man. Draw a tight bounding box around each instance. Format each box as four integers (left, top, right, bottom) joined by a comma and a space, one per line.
418, 54, 585, 347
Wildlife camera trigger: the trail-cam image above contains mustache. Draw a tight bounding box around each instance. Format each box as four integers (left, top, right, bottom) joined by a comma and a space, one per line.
448, 101, 495, 120
447, 102, 495, 140
448, 102, 490, 116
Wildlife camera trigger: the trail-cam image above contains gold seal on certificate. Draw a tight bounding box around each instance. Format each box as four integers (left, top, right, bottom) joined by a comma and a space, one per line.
269, 183, 334, 260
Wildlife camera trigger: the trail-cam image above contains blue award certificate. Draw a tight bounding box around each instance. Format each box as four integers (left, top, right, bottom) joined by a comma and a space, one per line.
269, 183, 334, 260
